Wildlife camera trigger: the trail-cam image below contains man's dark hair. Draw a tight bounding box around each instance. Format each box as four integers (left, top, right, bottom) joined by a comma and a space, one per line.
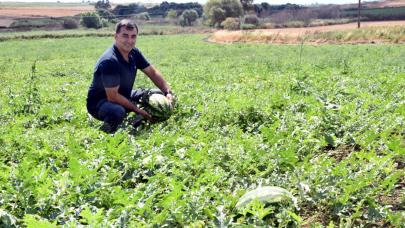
115, 19, 138, 33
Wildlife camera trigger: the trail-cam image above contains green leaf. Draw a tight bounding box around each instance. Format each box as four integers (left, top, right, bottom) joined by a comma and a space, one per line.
23, 214, 57, 228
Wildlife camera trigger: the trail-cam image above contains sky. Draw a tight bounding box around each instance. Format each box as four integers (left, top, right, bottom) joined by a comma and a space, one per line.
0, 0, 369, 5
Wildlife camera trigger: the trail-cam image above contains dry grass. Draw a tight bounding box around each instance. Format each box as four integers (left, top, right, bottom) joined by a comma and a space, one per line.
209, 21, 405, 44
306, 26, 405, 44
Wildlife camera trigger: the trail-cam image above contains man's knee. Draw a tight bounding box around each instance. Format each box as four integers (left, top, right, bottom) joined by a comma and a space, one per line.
108, 105, 126, 123
99, 104, 126, 133
99, 103, 126, 123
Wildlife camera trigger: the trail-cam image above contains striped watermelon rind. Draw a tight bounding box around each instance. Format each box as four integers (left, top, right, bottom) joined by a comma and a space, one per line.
235, 186, 294, 208
146, 93, 173, 120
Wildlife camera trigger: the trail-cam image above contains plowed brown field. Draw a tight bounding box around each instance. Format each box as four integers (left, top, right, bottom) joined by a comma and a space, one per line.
0, 5, 94, 27
0, 6, 94, 18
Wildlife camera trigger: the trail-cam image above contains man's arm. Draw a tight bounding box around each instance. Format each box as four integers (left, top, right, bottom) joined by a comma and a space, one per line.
141, 65, 174, 103
105, 86, 152, 121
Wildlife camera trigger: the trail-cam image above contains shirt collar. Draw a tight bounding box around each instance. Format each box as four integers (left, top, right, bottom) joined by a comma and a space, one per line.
113, 44, 130, 64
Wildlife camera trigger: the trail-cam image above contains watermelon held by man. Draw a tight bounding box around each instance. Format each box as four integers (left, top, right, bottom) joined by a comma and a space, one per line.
135, 88, 175, 123
146, 93, 174, 121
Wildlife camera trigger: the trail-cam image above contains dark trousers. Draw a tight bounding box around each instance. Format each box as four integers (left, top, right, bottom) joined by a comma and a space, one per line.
90, 89, 146, 132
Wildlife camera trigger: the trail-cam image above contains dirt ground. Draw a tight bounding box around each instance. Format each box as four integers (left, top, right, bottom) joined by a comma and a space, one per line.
209, 20, 405, 44
0, 6, 94, 17
0, 5, 94, 27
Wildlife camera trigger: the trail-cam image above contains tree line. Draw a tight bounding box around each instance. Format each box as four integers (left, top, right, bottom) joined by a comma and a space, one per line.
80, 0, 404, 30
87, 0, 302, 28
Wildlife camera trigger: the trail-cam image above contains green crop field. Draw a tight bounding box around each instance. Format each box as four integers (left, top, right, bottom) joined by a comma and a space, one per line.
343, 6, 405, 20
0, 34, 404, 227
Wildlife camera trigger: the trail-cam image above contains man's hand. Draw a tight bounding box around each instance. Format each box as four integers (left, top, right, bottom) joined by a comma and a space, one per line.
137, 109, 153, 122
105, 86, 154, 122
141, 65, 173, 107
166, 93, 174, 105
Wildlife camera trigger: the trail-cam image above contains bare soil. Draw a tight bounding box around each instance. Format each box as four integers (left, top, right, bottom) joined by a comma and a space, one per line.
209, 20, 405, 44
0, 5, 94, 27
0, 6, 94, 18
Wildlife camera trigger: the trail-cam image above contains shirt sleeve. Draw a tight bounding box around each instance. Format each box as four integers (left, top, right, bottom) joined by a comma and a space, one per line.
99, 60, 120, 88
133, 48, 150, 70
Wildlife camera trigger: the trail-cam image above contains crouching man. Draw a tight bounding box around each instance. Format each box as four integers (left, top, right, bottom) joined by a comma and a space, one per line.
86, 19, 173, 133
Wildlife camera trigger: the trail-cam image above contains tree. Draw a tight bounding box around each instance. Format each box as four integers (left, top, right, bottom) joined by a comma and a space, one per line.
63, 17, 79, 29
204, 0, 243, 27
112, 3, 147, 17
147, 2, 203, 17
221, 17, 240, 30
240, 0, 253, 13
97, 8, 114, 21
211, 7, 226, 26
80, 12, 102, 29
243, 14, 259, 26
166, 9, 178, 19
95, 0, 111, 10
179, 9, 198, 26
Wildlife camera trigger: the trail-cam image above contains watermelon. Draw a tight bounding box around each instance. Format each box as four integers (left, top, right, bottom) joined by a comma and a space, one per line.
146, 93, 173, 120
235, 186, 294, 208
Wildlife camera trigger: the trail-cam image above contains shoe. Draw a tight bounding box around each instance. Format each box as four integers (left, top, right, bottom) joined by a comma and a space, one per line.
132, 114, 144, 128
100, 122, 117, 133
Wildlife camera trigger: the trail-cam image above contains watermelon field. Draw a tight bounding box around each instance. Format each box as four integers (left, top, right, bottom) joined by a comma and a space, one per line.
0, 34, 404, 226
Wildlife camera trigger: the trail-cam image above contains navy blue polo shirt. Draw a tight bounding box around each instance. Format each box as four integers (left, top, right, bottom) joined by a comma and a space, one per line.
86, 45, 150, 114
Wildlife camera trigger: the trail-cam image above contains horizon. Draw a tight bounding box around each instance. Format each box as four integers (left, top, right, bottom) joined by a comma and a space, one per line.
0, 0, 375, 6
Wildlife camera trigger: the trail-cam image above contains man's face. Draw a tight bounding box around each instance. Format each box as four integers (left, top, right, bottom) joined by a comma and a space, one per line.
115, 26, 137, 54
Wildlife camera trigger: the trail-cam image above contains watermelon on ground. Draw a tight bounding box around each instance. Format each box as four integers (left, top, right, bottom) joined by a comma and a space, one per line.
236, 186, 294, 208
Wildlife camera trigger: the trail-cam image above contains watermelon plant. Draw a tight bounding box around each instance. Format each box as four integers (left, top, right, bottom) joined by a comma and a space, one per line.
0, 34, 404, 226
